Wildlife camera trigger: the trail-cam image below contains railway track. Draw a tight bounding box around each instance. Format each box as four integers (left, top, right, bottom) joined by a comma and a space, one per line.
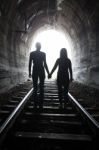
0, 80, 99, 150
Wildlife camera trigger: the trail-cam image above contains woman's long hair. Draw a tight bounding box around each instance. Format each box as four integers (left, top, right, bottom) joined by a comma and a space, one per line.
60, 48, 68, 59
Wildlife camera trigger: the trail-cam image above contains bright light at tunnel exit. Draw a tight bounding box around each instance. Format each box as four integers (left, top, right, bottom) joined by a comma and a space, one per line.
31, 29, 71, 79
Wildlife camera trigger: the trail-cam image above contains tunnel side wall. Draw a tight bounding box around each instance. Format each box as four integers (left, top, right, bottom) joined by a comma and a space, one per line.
59, 0, 99, 89
72, 12, 99, 89
0, 19, 29, 94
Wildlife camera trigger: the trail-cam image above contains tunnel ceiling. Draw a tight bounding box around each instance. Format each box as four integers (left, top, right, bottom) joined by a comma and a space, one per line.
12, 0, 99, 33
1, 0, 99, 34
1, 0, 99, 44
1, 0, 98, 54
0, 0, 99, 93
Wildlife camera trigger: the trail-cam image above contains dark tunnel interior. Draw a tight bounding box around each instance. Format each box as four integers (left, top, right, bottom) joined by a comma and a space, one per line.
0, 0, 99, 93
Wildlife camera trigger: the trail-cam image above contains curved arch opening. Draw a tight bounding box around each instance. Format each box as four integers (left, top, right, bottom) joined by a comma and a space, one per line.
30, 29, 73, 79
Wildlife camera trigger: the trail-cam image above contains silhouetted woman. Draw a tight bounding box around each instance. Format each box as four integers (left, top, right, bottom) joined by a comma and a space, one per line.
49, 48, 73, 107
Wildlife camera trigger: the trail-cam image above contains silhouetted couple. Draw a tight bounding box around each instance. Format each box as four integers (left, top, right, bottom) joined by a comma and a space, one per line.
29, 42, 73, 108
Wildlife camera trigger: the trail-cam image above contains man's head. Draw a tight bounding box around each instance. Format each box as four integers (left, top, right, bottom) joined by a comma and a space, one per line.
35, 42, 41, 51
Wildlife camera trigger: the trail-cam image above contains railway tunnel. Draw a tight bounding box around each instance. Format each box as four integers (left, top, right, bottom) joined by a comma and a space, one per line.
0, 0, 99, 149
0, 0, 99, 94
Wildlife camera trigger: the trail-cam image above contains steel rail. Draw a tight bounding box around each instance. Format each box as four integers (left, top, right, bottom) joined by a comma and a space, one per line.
68, 92, 99, 137
0, 88, 33, 145
0, 86, 99, 145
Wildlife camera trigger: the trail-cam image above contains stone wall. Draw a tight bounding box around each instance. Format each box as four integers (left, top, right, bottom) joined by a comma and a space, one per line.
0, 1, 29, 93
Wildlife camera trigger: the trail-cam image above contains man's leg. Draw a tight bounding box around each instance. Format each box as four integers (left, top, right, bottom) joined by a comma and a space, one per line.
33, 75, 38, 107
39, 76, 44, 107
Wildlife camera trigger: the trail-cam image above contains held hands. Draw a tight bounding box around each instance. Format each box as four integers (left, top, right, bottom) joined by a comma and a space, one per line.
48, 73, 52, 79
29, 73, 32, 78
70, 78, 73, 82
29, 72, 52, 79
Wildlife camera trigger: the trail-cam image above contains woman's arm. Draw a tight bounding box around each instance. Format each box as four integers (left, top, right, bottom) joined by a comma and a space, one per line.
29, 53, 32, 77
50, 59, 59, 76
68, 60, 73, 81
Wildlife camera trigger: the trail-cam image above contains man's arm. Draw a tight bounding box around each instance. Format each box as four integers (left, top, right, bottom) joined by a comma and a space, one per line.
44, 54, 49, 75
29, 53, 32, 77
68, 60, 73, 81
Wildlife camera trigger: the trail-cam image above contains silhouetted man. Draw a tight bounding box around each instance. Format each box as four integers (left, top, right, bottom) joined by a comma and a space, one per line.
29, 42, 49, 108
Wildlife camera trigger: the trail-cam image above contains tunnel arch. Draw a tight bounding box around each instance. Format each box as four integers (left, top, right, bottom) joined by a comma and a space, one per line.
28, 26, 74, 79
0, 0, 99, 93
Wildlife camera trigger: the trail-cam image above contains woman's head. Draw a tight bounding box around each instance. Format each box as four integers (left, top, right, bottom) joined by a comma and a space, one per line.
60, 48, 68, 58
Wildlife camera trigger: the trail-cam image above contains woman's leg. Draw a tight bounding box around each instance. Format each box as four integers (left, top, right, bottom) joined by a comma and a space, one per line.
63, 81, 69, 103
57, 81, 63, 105
39, 74, 45, 107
